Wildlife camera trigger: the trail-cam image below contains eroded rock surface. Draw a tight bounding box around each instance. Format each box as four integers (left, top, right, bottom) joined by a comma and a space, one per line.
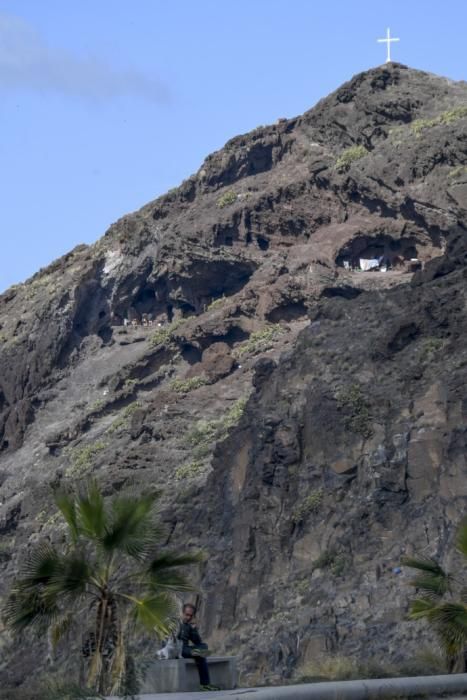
1, 63, 467, 687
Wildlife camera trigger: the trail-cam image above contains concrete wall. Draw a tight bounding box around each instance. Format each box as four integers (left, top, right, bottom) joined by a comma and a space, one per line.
107, 672, 467, 699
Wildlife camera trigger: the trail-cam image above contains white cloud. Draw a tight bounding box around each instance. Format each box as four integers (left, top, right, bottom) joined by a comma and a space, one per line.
0, 13, 169, 102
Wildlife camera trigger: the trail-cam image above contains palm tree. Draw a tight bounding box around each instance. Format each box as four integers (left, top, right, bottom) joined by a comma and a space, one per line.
3, 482, 203, 694
402, 519, 467, 673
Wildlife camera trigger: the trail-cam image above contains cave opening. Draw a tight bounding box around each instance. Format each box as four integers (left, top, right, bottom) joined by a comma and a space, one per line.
179, 301, 196, 315
257, 235, 270, 251
336, 234, 440, 272
181, 344, 202, 365
267, 301, 308, 323
134, 287, 157, 315
98, 327, 113, 344
213, 220, 239, 247
111, 258, 256, 327
197, 326, 249, 351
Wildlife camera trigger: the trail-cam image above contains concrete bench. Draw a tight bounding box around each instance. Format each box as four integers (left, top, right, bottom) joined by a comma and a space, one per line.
140, 656, 238, 693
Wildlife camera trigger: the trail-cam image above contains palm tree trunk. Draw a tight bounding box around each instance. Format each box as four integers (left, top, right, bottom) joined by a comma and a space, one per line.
92, 593, 120, 693
94, 596, 108, 694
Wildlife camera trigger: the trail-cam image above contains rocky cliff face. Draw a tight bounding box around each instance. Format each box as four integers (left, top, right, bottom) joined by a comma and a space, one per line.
1, 63, 467, 687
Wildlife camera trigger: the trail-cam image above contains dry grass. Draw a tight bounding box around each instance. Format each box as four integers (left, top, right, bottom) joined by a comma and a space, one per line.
294, 648, 449, 684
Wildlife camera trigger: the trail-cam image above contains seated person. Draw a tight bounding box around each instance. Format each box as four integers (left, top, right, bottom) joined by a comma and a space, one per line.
177, 603, 218, 691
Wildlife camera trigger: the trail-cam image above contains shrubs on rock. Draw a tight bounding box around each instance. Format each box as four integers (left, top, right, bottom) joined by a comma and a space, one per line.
175, 460, 206, 481
65, 441, 106, 479
336, 383, 373, 438
206, 295, 227, 311
170, 375, 209, 393
216, 191, 238, 208
233, 324, 284, 358
107, 401, 141, 433
186, 396, 248, 460
335, 145, 368, 170
149, 318, 184, 347
411, 106, 467, 136
292, 489, 323, 522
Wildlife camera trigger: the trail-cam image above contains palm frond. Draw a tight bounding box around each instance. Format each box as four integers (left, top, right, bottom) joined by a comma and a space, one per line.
76, 481, 107, 541
428, 602, 467, 646
50, 611, 75, 649
401, 555, 447, 576
101, 493, 158, 559
147, 569, 197, 593
456, 519, 467, 559
144, 551, 203, 592
46, 553, 92, 596
408, 597, 437, 620
55, 491, 79, 542
132, 593, 178, 636
147, 551, 205, 571
15, 542, 61, 589
410, 572, 450, 598
402, 555, 450, 597
461, 586, 467, 604
146, 560, 200, 593
3, 588, 60, 633
3, 544, 63, 631
409, 601, 467, 659
3, 544, 92, 633
404, 520, 467, 667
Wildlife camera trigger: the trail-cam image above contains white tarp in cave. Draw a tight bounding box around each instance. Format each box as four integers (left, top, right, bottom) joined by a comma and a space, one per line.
359, 258, 380, 271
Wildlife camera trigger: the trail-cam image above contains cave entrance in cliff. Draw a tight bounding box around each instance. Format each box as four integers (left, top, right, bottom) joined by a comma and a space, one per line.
180, 258, 257, 312
112, 257, 257, 326
336, 234, 430, 272
134, 287, 156, 315
113, 283, 172, 325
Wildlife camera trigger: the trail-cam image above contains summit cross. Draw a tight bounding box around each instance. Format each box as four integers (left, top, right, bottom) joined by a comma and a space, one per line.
377, 27, 400, 63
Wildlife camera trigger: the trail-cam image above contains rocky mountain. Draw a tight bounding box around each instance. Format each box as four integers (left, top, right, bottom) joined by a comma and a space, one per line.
1, 62, 467, 688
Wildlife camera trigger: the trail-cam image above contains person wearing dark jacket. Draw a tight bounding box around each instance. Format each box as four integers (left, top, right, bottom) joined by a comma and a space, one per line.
177, 603, 217, 690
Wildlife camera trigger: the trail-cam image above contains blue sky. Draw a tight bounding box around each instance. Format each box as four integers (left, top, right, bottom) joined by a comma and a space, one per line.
1, 0, 466, 292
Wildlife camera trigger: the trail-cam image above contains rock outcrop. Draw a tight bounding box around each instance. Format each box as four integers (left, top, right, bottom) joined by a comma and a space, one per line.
1, 63, 467, 687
